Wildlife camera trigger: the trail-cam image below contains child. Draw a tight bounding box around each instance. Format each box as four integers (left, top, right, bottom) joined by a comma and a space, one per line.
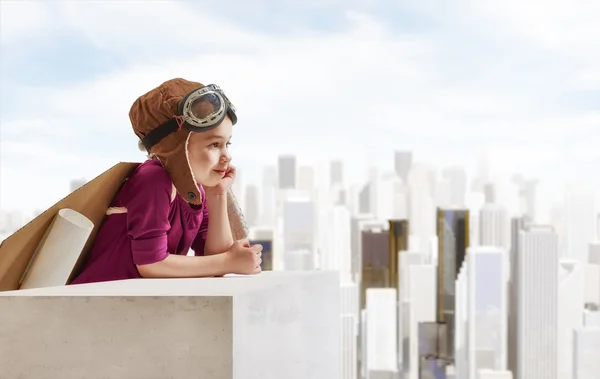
70, 78, 262, 284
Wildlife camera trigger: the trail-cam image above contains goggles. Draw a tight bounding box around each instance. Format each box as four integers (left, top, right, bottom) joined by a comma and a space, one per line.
141, 84, 237, 151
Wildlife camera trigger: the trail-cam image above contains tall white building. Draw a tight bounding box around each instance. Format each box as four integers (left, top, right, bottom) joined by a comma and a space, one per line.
398, 251, 431, 375
282, 196, 315, 270
330, 160, 344, 187
558, 260, 585, 379
365, 288, 398, 377
407, 164, 436, 254
243, 184, 259, 228
455, 261, 468, 379
407, 263, 436, 379
341, 283, 359, 379
565, 183, 597, 263
480, 203, 509, 249
341, 314, 358, 379
466, 191, 485, 247
260, 165, 277, 226
297, 165, 315, 191
321, 205, 352, 283
393, 150, 412, 185
466, 246, 509, 377
516, 225, 559, 379
277, 154, 297, 189
572, 326, 600, 379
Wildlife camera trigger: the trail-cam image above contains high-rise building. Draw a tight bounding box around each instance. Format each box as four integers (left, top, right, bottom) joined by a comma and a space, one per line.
260, 165, 277, 226
282, 197, 315, 270
572, 326, 600, 379
297, 165, 314, 191
341, 314, 358, 379
467, 246, 508, 375
277, 154, 296, 189
507, 217, 525, 377
394, 151, 412, 184
479, 203, 508, 249
358, 183, 371, 214
590, 242, 600, 264
361, 228, 390, 309
330, 160, 344, 187
558, 260, 585, 379
436, 208, 470, 360
406, 263, 437, 379
321, 205, 352, 283
516, 225, 558, 379
365, 288, 398, 377
244, 185, 259, 228
389, 219, 409, 291
350, 215, 382, 282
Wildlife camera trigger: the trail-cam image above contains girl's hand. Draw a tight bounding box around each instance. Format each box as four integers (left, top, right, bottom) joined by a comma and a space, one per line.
224, 239, 262, 275
205, 165, 236, 197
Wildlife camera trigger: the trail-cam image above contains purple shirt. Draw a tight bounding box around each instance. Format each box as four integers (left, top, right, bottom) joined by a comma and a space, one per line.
70, 160, 209, 285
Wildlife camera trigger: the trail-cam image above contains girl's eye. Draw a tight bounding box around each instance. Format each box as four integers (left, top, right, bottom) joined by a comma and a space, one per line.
226, 142, 232, 147
211, 143, 220, 148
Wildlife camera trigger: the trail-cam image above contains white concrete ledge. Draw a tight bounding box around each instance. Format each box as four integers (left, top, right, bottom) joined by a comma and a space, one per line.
0, 271, 340, 379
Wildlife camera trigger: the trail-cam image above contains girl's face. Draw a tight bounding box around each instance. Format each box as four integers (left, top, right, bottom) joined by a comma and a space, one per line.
187, 117, 233, 188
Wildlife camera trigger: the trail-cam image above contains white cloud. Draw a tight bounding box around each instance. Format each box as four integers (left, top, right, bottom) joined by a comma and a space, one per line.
0, 0, 598, 212
0, 1, 52, 44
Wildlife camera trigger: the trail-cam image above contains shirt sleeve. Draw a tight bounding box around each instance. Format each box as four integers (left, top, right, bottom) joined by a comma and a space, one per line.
191, 199, 210, 256
126, 164, 173, 266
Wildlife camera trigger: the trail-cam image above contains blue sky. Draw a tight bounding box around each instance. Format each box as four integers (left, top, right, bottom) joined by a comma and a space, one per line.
0, 0, 599, 213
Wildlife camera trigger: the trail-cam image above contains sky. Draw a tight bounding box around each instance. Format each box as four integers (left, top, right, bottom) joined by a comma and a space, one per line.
0, 0, 599, 213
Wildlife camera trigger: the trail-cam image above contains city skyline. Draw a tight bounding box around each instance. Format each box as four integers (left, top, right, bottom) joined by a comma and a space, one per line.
1, 2, 600, 378
1, 0, 599, 213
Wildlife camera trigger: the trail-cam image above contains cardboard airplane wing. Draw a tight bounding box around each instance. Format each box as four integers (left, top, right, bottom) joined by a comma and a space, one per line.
0, 162, 139, 292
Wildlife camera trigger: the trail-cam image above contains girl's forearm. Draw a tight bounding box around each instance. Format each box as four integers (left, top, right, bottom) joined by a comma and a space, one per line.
203, 194, 234, 255
136, 253, 228, 278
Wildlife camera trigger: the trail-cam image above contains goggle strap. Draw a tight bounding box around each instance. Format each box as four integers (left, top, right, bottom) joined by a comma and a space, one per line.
140, 118, 180, 152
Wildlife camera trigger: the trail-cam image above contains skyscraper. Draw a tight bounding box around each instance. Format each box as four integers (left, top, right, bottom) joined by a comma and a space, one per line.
467, 246, 508, 375
282, 197, 314, 270
297, 165, 314, 191
361, 228, 390, 309
436, 208, 470, 360
330, 160, 344, 187
507, 217, 525, 377
244, 185, 259, 228
479, 186, 508, 249
394, 151, 412, 184
277, 154, 296, 189
516, 225, 558, 379
358, 183, 371, 214
389, 219, 409, 291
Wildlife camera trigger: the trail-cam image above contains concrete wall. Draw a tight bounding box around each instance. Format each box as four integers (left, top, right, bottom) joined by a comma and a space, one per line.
0, 271, 340, 379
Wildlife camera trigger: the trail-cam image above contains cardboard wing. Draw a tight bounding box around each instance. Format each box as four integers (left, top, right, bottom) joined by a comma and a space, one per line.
0, 162, 140, 292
